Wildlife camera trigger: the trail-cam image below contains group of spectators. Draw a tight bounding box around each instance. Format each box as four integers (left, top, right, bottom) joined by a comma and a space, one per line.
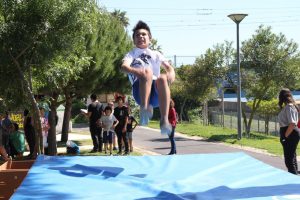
0, 111, 26, 161
0, 104, 51, 161
84, 94, 138, 156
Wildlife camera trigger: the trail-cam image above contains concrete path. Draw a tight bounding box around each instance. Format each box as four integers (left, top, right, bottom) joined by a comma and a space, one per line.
132, 126, 288, 171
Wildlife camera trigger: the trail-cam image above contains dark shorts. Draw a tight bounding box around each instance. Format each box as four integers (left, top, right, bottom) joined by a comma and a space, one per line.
132, 80, 159, 108
103, 131, 113, 144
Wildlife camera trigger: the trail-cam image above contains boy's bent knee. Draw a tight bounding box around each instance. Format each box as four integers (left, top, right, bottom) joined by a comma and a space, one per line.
156, 75, 168, 85
142, 68, 153, 79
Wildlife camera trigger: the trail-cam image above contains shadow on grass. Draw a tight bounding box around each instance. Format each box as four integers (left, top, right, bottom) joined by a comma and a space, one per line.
207, 134, 239, 144
207, 132, 272, 144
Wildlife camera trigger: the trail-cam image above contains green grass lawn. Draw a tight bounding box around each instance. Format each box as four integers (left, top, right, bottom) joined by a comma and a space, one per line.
148, 120, 299, 156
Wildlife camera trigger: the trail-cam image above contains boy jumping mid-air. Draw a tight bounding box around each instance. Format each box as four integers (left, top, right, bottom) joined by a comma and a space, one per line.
121, 21, 175, 134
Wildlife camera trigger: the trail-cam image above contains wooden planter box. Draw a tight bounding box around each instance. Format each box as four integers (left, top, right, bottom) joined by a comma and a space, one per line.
0, 160, 34, 200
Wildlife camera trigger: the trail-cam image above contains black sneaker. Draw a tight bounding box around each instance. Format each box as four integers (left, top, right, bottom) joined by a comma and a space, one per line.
123, 152, 129, 156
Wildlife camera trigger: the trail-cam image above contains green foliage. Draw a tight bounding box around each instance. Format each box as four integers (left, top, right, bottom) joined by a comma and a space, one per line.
247, 98, 279, 134
149, 38, 162, 53
184, 42, 233, 101
247, 99, 279, 117
187, 108, 202, 122
73, 113, 88, 124
0, 0, 97, 107
241, 25, 300, 133
110, 9, 129, 27
71, 99, 87, 118
172, 42, 233, 121
127, 95, 139, 119
242, 25, 300, 100
75, 12, 132, 96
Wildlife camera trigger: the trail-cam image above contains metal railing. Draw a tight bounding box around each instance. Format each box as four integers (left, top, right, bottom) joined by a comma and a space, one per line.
208, 110, 280, 136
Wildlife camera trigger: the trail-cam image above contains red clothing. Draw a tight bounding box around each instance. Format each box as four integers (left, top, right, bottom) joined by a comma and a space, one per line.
168, 107, 177, 127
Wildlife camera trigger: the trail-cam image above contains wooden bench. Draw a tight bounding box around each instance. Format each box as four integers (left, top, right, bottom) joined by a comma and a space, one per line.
0, 160, 34, 200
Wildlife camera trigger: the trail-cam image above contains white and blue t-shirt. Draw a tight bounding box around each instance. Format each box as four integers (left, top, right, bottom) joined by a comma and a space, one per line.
123, 47, 168, 84
100, 114, 117, 132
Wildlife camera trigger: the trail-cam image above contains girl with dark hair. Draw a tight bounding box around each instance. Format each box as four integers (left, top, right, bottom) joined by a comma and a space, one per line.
278, 88, 300, 174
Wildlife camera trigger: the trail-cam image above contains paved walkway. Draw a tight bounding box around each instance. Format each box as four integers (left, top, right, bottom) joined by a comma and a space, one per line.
66, 124, 289, 171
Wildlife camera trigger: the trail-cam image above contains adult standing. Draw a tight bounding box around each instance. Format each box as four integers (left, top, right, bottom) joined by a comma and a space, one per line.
85, 94, 103, 153
168, 99, 177, 155
0, 113, 10, 161
114, 96, 129, 155
278, 88, 300, 174
2, 111, 12, 155
23, 109, 35, 158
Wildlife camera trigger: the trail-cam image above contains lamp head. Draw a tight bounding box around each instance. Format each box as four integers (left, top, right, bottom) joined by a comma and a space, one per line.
228, 14, 248, 24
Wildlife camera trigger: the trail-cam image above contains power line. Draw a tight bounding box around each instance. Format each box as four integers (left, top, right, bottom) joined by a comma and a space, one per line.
104, 6, 300, 11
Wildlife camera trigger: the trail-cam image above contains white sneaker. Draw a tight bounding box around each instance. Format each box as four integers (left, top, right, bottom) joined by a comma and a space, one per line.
160, 122, 172, 135
147, 105, 153, 119
139, 108, 149, 126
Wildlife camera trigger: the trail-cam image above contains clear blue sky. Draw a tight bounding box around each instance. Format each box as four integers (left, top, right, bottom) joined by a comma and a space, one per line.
97, 0, 300, 66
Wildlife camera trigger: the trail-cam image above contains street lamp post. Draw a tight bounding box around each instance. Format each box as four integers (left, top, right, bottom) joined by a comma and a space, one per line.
228, 14, 247, 140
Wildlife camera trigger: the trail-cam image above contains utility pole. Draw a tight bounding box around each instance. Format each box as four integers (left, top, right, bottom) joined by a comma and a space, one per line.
174, 55, 177, 67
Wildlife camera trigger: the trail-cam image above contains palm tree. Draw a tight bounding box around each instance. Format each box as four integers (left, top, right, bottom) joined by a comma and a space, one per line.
149, 38, 162, 53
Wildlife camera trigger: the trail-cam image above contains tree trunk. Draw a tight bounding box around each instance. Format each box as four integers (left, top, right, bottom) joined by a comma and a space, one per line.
265, 116, 270, 135
243, 98, 262, 136
11, 56, 42, 155
61, 92, 72, 142
180, 98, 187, 123
48, 94, 59, 156
204, 101, 209, 125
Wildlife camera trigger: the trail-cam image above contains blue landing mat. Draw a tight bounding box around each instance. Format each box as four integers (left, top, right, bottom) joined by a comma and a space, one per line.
11, 152, 300, 200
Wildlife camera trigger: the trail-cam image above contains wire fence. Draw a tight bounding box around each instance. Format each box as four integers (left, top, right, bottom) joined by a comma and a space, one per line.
208, 110, 280, 136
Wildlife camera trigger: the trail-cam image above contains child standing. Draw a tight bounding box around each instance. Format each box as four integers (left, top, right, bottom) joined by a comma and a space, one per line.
9, 123, 25, 159
99, 106, 118, 155
121, 21, 175, 135
168, 99, 177, 155
108, 101, 118, 151
126, 108, 138, 152
39, 107, 49, 155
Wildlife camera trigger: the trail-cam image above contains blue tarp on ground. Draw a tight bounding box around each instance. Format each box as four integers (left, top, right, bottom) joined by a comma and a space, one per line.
11, 152, 300, 200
